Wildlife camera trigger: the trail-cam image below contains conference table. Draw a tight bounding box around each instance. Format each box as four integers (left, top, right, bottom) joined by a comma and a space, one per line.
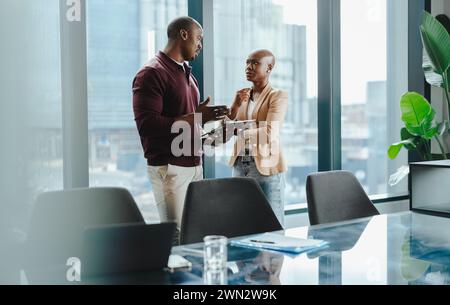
166, 211, 450, 285
24, 211, 450, 285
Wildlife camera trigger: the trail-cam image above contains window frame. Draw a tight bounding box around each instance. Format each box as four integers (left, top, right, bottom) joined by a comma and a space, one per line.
189, 0, 430, 209
58, 0, 431, 212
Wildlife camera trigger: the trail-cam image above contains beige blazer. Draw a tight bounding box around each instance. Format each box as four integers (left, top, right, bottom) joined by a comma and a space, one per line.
229, 84, 288, 176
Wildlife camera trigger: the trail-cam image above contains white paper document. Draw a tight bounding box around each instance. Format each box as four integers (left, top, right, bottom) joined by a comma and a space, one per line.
230, 233, 329, 254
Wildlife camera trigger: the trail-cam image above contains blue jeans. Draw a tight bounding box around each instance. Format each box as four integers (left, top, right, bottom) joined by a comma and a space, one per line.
233, 157, 285, 226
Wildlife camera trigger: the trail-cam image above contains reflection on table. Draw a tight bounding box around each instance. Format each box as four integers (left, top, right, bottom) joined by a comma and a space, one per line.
18, 211, 450, 285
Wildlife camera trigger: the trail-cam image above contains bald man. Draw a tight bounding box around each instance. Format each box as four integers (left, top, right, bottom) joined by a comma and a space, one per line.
132, 17, 229, 244
228, 50, 288, 225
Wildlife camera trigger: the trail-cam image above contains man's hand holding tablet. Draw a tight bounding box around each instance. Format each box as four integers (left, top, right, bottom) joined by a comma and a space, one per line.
202, 119, 256, 146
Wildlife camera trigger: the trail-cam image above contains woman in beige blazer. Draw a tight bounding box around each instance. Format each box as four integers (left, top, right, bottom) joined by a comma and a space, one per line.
227, 49, 288, 225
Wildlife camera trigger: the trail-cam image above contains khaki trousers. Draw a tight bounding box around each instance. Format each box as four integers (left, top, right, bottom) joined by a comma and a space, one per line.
147, 164, 203, 244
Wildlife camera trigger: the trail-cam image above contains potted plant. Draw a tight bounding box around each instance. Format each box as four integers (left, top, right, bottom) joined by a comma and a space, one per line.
388, 92, 447, 161
388, 11, 450, 185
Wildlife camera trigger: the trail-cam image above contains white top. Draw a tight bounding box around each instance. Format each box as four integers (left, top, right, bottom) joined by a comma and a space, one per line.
247, 98, 256, 120
168, 56, 185, 71
244, 99, 257, 151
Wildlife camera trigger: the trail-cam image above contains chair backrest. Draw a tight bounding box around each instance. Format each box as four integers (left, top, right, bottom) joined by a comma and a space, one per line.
306, 171, 379, 225
26, 187, 145, 268
180, 178, 283, 245
81, 222, 175, 278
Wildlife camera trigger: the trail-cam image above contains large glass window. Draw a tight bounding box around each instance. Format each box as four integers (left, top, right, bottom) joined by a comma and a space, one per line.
86, 0, 187, 222
212, 0, 318, 205
0, 0, 63, 232
341, 0, 408, 196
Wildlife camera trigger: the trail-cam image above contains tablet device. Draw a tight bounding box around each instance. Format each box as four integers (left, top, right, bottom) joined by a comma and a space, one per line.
201, 120, 256, 138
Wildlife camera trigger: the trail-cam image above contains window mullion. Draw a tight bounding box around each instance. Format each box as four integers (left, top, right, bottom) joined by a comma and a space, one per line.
318, 0, 341, 172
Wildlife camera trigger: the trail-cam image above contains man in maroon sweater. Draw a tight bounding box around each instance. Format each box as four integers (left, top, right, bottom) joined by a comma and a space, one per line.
133, 17, 228, 244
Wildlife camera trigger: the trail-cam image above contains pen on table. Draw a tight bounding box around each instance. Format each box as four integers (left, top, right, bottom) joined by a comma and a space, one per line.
250, 240, 275, 244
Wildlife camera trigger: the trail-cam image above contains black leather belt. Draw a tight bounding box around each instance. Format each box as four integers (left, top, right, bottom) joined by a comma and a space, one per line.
241, 149, 253, 163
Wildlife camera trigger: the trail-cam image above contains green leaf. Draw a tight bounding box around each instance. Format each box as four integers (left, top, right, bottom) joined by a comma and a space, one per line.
400, 128, 421, 150
400, 128, 414, 140
388, 139, 415, 160
400, 92, 436, 138
423, 53, 444, 87
388, 144, 402, 160
421, 11, 450, 89
424, 126, 438, 139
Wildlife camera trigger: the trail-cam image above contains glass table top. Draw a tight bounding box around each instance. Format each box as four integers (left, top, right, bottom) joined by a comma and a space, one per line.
168, 211, 450, 285
18, 211, 450, 285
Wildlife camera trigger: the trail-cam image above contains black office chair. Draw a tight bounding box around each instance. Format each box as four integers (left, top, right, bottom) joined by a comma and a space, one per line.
23, 187, 145, 282
306, 171, 379, 225
180, 178, 283, 245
